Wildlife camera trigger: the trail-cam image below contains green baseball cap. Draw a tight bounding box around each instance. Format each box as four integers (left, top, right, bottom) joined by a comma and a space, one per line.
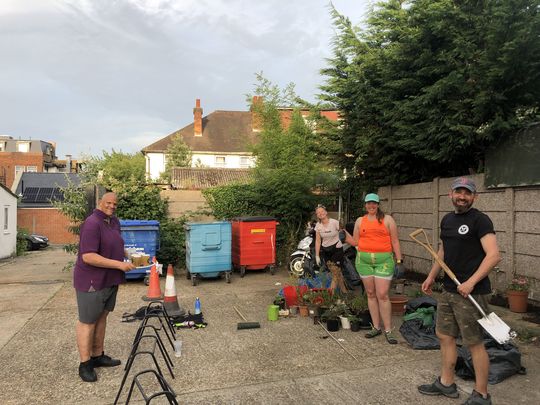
364, 193, 380, 203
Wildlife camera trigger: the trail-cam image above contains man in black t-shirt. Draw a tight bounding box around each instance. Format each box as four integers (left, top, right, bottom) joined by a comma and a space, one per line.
418, 177, 500, 405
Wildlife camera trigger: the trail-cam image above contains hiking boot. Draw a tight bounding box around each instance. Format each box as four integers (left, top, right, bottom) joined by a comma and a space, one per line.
462, 390, 491, 405
418, 377, 459, 398
384, 330, 398, 344
365, 327, 382, 338
79, 360, 97, 382
91, 352, 121, 368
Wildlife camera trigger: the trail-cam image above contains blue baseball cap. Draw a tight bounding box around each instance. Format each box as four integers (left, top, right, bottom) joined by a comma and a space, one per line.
364, 193, 380, 203
451, 177, 476, 193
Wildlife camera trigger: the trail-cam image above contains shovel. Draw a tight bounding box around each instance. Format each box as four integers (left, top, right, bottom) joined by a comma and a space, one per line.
409, 228, 515, 344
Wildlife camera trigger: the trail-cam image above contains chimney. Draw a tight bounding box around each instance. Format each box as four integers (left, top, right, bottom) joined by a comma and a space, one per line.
193, 98, 203, 136
65, 154, 72, 173
251, 95, 263, 132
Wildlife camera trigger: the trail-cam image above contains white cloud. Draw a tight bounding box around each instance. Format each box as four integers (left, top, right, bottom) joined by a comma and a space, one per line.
0, 0, 371, 158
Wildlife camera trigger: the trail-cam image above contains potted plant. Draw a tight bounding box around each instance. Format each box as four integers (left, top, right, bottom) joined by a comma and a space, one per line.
346, 293, 371, 328
347, 315, 361, 332
273, 295, 286, 310
297, 288, 310, 317
321, 304, 345, 332
506, 276, 529, 313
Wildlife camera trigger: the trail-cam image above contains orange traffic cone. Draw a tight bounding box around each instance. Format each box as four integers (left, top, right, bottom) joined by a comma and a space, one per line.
142, 263, 164, 301
163, 264, 186, 317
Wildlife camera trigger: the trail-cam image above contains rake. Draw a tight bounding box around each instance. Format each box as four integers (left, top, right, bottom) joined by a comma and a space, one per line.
409, 228, 515, 344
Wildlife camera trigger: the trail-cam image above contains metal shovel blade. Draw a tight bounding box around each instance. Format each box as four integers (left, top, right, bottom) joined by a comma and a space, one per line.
477, 312, 513, 344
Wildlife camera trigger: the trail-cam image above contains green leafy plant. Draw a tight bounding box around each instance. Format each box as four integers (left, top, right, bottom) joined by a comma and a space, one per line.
321, 303, 349, 321
508, 276, 530, 292
345, 293, 369, 315
16, 228, 29, 256
156, 217, 188, 269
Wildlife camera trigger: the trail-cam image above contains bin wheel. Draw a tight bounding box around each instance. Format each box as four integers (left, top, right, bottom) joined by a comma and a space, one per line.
144, 276, 150, 286
225, 272, 231, 283
269, 266, 276, 275
240, 266, 246, 278
191, 274, 198, 286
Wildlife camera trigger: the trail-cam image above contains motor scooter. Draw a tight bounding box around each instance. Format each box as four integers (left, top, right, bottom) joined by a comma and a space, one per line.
288, 221, 318, 278
288, 222, 362, 291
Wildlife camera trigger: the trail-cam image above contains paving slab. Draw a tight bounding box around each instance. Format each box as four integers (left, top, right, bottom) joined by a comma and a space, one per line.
0, 248, 538, 404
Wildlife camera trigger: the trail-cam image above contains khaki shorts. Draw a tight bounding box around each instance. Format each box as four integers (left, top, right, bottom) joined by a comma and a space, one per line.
436, 290, 490, 346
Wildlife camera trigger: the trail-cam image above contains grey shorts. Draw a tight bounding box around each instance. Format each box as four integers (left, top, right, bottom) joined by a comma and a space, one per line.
76, 285, 118, 324
436, 290, 491, 346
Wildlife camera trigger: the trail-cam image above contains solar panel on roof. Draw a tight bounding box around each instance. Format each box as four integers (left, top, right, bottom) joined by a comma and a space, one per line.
36, 188, 55, 202
21, 187, 40, 203
21, 187, 64, 203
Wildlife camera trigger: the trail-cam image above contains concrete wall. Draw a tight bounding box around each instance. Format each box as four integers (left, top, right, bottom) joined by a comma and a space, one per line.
161, 189, 214, 221
377, 174, 540, 300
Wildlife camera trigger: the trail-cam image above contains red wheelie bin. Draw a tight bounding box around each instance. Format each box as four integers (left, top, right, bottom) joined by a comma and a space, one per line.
231, 216, 278, 277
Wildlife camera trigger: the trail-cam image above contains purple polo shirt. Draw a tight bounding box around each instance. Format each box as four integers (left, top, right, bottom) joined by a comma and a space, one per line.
73, 209, 126, 292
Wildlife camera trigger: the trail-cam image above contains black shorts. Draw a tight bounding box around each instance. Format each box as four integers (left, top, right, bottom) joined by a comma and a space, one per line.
321, 243, 343, 265
76, 285, 118, 324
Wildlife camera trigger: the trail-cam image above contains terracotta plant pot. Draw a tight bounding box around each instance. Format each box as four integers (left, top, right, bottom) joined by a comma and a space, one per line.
298, 305, 309, 317
506, 290, 528, 313
390, 295, 408, 316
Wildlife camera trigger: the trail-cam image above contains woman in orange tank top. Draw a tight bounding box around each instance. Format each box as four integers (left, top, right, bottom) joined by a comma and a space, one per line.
345, 193, 404, 344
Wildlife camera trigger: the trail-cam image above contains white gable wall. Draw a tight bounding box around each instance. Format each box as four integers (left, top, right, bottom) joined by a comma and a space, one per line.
146, 152, 255, 180
0, 189, 17, 259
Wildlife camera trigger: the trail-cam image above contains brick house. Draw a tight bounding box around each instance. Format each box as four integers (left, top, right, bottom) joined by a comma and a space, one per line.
142, 98, 340, 180
0, 135, 78, 189
15, 172, 82, 244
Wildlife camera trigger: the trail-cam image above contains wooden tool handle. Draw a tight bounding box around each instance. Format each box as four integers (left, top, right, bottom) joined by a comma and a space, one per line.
409, 228, 460, 284
233, 306, 248, 321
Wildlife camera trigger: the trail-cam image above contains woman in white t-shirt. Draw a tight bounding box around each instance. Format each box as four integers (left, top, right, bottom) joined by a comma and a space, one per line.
314, 204, 343, 268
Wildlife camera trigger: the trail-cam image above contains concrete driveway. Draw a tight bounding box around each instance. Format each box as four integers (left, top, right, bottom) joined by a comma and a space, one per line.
0, 248, 538, 404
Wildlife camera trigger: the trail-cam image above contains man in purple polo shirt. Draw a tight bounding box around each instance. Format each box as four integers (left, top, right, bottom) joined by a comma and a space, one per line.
74, 192, 135, 382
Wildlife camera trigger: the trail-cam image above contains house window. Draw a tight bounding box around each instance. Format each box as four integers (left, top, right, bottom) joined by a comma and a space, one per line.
15, 165, 25, 177
215, 156, 226, 167
26, 165, 38, 172
17, 142, 30, 152
240, 156, 250, 168
3, 206, 8, 231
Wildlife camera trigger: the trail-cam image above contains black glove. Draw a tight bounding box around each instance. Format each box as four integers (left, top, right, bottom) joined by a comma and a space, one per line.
394, 263, 405, 279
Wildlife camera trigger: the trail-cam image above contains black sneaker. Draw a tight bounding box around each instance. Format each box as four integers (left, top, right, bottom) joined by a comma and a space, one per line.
91, 352, 121, 368
462, 390, 491, 405
79, 360, 97, 382
418, 377, 459, 398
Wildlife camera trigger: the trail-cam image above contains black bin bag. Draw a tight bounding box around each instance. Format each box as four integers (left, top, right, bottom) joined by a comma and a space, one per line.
456, 337, 527, 384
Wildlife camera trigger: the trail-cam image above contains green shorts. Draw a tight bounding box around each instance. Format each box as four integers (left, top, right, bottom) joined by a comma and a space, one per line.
436, 290, 491, 346
355, 251, 394, 280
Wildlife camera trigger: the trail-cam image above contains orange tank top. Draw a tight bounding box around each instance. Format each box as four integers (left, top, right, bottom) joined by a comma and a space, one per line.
357, 215, 392, 253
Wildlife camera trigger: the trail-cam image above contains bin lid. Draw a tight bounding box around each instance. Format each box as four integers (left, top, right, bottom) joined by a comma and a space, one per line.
233, 216, 276, 222
120, 220, 160, 227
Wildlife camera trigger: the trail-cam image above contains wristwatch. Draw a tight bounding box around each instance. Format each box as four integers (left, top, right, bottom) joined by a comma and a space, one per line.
396, 259, 403, 264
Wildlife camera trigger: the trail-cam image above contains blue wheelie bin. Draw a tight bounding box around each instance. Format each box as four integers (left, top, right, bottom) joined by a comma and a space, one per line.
184, 221, 232, 286
120, 220, 160, 281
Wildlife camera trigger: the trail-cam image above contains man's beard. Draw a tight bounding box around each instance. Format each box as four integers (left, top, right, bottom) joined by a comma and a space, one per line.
452, 198, 473, 213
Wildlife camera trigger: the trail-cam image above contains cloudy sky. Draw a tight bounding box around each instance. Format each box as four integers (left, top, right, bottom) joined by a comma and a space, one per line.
1, 0, 371, 159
